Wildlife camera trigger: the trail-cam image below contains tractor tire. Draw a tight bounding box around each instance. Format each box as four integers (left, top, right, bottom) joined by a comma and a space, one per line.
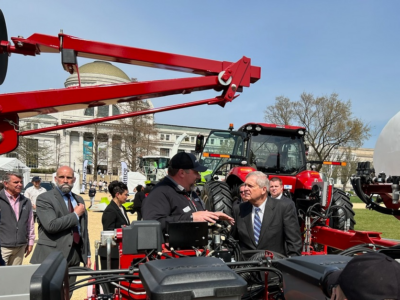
329, 188, 356, 230
201, 181, 233, 217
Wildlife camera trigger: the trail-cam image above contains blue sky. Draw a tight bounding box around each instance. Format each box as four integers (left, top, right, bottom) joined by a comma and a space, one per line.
1, 1, 399, 148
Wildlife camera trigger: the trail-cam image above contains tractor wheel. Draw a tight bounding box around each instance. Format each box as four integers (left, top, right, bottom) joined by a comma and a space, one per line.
201, 181, 233, 216
329, 188, 356, 230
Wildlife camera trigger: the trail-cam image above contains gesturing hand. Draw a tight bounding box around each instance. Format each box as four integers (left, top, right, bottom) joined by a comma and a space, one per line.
192, 210, 235, 225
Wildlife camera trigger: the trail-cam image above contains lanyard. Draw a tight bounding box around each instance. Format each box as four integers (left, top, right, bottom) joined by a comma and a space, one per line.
185, 194, 198, 212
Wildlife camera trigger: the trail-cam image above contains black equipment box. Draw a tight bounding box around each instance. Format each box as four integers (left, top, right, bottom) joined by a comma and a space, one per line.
166, 221, 208, 249
122, 220, 163, 254
139, 257, 247, 300
273, 254, 352, 300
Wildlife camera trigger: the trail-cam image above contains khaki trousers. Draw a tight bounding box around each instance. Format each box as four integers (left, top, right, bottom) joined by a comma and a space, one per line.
1, 245, 26, 265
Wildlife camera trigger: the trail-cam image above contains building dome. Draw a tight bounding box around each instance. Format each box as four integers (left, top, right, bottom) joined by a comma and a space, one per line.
64, 61, 131, 87
79, 61, 131, 81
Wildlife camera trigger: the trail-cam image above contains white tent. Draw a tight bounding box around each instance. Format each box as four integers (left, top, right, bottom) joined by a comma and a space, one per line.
119, 172, 146, 194
0, 157, 31, 185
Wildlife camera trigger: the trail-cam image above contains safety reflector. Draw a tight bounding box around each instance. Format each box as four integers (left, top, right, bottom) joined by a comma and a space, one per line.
202, 153, 230, 158
323, 161, 347, 166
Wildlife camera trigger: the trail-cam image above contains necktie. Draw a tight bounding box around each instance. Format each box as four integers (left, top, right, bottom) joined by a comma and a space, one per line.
254, 207, 262, 245
66, 194, 81, 245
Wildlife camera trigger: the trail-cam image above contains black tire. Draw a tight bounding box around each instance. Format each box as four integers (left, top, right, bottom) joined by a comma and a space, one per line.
201, 181, 233, 216
329, 188, 356, 230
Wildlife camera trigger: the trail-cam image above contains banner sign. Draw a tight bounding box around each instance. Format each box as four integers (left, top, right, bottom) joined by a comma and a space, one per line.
121, 161, 128, 185
83, 141, 93, 164
81, 159, 88, 193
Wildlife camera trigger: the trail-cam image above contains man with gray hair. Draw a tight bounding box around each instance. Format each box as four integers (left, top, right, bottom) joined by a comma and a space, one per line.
231, 171, 302, 257
0, 172, 35, 265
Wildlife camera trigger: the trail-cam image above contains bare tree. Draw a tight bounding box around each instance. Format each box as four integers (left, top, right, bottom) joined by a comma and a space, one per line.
265, 92, 371, 171
111, 101, 159, 171
13, 136, 53, 168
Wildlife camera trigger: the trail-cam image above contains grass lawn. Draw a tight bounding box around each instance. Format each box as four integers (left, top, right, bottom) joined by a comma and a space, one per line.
350, 196, 362, 203
354, 208, 400, 240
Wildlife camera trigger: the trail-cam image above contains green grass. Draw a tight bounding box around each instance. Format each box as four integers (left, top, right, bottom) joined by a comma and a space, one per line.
350, 196, 362, 203
353, 209, 400, 240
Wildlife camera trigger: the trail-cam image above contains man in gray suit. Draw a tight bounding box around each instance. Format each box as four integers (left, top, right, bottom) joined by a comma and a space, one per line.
231, 171, 302, 257
30, 166, 91, 292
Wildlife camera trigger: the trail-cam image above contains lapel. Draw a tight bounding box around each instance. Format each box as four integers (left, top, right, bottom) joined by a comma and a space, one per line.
241, 202, 256, 245
54, 189, 70, 215
259, 197, 276, 242
110, 200, 128, 225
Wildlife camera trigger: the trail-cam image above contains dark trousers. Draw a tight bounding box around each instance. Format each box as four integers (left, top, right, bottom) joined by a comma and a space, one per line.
67, 243, 83, 299
136, 209, 142, 221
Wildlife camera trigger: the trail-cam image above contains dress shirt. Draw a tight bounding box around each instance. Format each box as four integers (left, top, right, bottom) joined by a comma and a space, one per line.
24, 186, 47, 211
252, 198, 268, 227
55, 187, 81, 235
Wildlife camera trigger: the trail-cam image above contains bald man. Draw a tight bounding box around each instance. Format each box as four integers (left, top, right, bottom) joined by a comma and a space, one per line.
30, 166, 91, 295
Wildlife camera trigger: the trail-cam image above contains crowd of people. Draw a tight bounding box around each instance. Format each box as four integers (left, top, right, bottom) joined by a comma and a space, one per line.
0, 152, 398, 300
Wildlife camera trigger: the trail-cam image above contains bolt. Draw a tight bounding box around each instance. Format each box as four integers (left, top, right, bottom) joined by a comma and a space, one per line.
231, 84, 237, 92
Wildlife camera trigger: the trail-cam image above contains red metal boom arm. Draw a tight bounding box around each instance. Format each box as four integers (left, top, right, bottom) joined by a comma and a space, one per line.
0, 33, 261, 155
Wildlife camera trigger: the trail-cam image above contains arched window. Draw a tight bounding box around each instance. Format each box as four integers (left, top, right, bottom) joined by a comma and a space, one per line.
84, 107, 94, 116
112, 105, 120, 116
98, 106, 109, 118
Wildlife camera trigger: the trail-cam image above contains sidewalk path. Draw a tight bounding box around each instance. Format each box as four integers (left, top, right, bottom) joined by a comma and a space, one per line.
353, 203, 367, 209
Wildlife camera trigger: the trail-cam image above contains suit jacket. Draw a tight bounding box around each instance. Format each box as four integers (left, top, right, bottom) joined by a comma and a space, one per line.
30, 189, 91, 265
102, 200, 130, 231
231, 196, 302, 257
100, 200, 130, 259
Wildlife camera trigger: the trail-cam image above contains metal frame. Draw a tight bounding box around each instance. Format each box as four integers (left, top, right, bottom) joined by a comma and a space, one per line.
0, 32, 261, 155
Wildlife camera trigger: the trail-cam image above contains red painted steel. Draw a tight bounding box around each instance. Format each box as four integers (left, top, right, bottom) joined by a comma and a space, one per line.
19, 96, 225, 136
0, 31, 261, 155
311, 226, 399, 249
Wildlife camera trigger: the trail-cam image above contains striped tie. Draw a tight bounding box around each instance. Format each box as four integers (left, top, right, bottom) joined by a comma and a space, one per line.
254, 207, 262, 245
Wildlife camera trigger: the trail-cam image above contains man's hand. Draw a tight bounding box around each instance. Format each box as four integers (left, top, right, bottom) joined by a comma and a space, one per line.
192, 211, 220, 223
32, 204, 36, 209
74, 203, 86, 217
330, 285, 347, 300
86, 257, 92, 268
214, 211, 235, 225
192, 211, 235, 225
25, 245, 33, 257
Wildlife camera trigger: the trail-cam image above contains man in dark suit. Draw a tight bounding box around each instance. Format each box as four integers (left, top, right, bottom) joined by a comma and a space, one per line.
30, 166, 91, 294
231, 171, 302, 257
269, 177, 289, 201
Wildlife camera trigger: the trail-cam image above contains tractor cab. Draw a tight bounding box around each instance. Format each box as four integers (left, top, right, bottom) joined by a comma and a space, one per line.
198, 123, 308, 183
138, 156, 170, 181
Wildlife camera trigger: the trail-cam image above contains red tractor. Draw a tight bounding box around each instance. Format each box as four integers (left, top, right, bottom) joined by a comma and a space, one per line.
197, 123, 355, 236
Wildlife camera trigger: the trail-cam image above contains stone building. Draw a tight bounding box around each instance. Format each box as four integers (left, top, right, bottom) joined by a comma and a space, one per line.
4, 61, 214, 175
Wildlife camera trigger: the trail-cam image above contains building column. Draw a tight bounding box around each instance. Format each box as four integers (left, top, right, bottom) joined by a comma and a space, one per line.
65, 130, 71, 167
108, 134, 113, 173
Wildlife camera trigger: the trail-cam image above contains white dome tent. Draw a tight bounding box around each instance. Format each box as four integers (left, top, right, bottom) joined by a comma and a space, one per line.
0, 157, 31, 185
